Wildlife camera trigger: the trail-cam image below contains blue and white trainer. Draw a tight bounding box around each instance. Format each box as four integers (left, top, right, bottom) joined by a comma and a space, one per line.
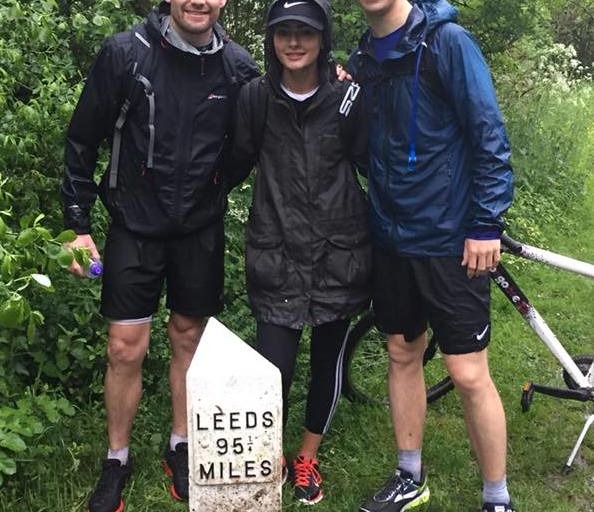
359, 467, 430, 512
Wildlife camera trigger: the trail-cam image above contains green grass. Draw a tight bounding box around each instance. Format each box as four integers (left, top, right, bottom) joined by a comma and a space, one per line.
2, 189, 593, 512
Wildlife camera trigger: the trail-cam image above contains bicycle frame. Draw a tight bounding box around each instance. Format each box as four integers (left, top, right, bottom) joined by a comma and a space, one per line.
495, 234, 594, 469
498, 234, 594, 389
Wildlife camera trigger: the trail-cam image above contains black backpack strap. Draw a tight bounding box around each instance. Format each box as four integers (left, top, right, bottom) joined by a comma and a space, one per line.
420, 28, 448, 104
109, 97, 131, 188
377, 26, 448, 104
220, 37, 240, 103
244, 77, 269, 157
109, 26, 155, 190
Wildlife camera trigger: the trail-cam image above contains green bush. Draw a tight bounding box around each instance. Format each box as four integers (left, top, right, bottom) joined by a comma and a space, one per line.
0, 174, 84, 484
494, 38, 594, 242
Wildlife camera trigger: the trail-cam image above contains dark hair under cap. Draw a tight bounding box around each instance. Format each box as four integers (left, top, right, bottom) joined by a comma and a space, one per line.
267, 0, 325, 31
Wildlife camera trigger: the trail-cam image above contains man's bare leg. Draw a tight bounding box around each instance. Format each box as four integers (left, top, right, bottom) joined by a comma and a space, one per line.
387, 332, 428, 454
105, 321, 151, 450
167, 313, 206, 437
444, 349, 507, 481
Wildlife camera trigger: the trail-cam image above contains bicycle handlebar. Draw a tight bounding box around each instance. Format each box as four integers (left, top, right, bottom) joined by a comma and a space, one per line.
500, 233, 523, 255
500, 232, 594, 279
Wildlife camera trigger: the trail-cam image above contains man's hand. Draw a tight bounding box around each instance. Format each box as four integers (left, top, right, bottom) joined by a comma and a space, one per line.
66, 234, 100, 277
336, 63, 352, 82
461, 238, 500, 278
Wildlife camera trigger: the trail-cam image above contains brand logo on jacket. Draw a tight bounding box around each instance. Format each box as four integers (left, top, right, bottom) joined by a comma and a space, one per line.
339, 82, 361, 117
208, 93, 228, 100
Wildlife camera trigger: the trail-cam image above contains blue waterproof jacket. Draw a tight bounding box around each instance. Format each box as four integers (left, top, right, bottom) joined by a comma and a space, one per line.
348, 0, 514, 256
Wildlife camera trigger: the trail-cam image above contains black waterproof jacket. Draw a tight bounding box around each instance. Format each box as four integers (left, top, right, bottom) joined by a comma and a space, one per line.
230, 0, 371, 329
62, 2, 259, 237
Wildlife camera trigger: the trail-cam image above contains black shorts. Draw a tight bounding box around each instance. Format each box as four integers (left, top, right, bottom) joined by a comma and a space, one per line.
100, 222, 225, 320
372, 248, 491, 355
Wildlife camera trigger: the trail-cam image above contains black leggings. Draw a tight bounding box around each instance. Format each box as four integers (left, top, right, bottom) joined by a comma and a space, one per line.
256, 319, 350, 435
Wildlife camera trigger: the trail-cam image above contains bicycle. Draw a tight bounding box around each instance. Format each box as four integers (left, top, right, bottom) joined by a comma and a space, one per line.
341, 233, 594, 470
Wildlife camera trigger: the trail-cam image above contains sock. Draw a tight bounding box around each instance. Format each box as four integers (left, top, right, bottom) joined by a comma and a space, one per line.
482, 477, 510, 504
397, 449, 422, 482
107, 446, 129, 465
170, 432, 188, 451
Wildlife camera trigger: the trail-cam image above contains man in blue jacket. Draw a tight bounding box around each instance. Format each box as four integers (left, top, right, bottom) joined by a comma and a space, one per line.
348, 0, 515, 511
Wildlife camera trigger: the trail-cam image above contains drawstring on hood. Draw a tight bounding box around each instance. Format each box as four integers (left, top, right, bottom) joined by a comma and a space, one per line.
407, 40, 427, 170
360, 0, 456, 171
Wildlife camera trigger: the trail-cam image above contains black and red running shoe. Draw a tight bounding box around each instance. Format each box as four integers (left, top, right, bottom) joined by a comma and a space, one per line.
88, 458, 132, 512
292, 455, 324, 505
163, 442, 189, 501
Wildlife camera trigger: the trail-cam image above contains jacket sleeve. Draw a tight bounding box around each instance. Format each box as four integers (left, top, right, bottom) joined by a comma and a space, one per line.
61, 37, 127, 234
223, 78, 262, 191
434, 24, 514, 237
339, 80, 369, 177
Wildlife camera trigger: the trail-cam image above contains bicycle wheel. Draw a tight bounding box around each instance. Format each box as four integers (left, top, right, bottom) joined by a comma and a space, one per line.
562, 354, 594, 390
341, 312, 454, 405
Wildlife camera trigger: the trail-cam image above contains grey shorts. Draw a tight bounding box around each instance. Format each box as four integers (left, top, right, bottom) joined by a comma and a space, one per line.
372, 248, 491, 355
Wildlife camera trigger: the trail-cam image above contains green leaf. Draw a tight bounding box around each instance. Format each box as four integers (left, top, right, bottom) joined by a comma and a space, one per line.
0, 450, 16, 476
0, 255, 15, 280
0, 297, 27, 328
15, 228, 39, 247
46, 243, 63, 259
32, 213, 45, 226
26, 317, 36, 341
92, 14, 108, 26
56, 248, 74, 268
72, 247, 91, 267
0, 432, 26, 453
34, 227, 52, 240
55, 230, 77, 243
0, 217, 7, 238
31, 273, 52, 288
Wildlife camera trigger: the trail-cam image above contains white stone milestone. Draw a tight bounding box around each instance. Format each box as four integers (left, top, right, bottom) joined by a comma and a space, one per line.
186, 318, 282, 511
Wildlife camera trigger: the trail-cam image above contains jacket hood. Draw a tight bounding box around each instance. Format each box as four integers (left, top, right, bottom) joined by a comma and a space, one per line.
264, 0, 332, 89
414, 0, 458, 35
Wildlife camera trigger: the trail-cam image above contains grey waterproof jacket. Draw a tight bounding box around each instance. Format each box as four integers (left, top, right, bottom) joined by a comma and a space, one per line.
230, 0, 371, 328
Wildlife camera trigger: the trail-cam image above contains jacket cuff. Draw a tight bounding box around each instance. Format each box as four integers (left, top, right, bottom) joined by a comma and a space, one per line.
64, 206, 91, 234
467, 226, 502, 240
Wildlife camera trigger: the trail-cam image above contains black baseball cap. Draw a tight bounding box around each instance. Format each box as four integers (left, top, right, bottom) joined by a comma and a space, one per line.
267, 0, 325, 31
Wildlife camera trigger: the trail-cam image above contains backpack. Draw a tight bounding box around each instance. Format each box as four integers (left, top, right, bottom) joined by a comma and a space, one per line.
384, 28, 449, 103
108, 24, 243, 190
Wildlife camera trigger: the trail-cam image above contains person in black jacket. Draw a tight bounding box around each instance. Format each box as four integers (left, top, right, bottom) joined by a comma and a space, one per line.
229, 0, 371, 504
61, 1, 258, 510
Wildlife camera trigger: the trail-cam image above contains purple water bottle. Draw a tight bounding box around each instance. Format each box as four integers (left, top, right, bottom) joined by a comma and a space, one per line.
86, 259, 103, 279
